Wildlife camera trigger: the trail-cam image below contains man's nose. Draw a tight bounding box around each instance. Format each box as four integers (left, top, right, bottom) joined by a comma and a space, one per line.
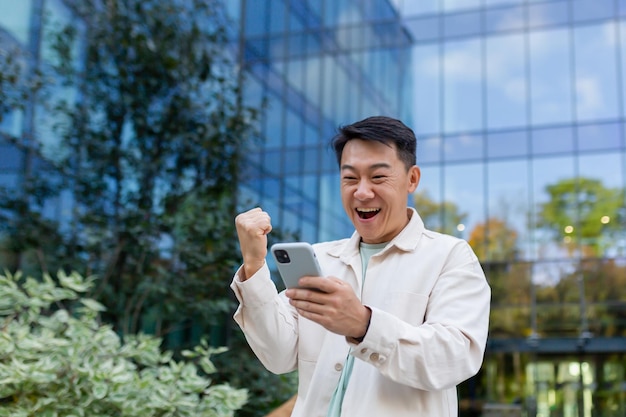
354, 180, 374, 199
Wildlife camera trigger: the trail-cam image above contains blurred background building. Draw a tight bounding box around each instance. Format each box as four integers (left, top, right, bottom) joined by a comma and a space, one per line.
1, 0, 625, 416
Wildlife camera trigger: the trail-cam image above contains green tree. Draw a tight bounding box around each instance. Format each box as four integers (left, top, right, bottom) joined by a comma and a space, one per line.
2, 0, 258, 335
0, 40, 62, 274
536, 177, 625, 256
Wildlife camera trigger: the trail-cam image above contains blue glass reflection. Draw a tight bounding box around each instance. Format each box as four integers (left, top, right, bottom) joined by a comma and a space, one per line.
0, 0, 32, 44
528, 1, 568, 29
577, 123, 622, 152
487, 129, 528, 159
444, 10, 481, 38
573, 23, 620, 122
532, 125, 574, 156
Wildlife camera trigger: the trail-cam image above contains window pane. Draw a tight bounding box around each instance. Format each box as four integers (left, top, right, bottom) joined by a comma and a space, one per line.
264, 149, 282, 176
488, 262, 531, 338
582, 259, 626, 336
533, 260, 582, 337
531, 156, 576, 260
0, 173, 19, 192
528, 1, 569, 29
443, 163, 485, 239
319, 172, 351, 241
0, 0, 32, 44
487, 159, 530, 260
487, 129, 528, 159
484, 0, 523, 6
620, 0, 626, 17
444, 133, 483, 162
302, 145, 320, 174
269, 0, 287, 34
244, 1, 266, 36
486, 33, 528, 129
301, 173, 319, 203
0, 145, 21, 171
573, 22, 620, 121
532, 125, 574, 156
417, 135, 442, 164
444, 10, 481, 38
411, 44, 441, 135
0, 109, 23, 138
620, 22, 626, 119
414, 165, 443, 231
443, 39, 483, 133
573, 0, 615, 23
264, 94, 284, 148
529, 28, 573, 125
243, 76, 264, 111
577, 122, 622, 152
405, 16, 440, 42
285, 108, 302, 146
577, 152, 625, 257
443, 0, 481, 12
392, 0, 439, 17
484, 5, 525, 34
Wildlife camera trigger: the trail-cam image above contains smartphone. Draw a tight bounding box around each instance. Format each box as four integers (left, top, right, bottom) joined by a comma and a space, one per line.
270, 242, 323, 289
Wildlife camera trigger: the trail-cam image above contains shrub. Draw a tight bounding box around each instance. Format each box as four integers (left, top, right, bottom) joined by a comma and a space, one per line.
0, 270, 247, 417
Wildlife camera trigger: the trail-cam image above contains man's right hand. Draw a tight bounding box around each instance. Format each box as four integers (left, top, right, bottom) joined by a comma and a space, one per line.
235, 207, 272, 280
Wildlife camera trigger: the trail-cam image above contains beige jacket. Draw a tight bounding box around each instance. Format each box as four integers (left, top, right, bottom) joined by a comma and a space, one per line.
231, 208, 491, 417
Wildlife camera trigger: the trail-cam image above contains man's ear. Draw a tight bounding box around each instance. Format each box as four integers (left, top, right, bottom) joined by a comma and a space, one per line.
407, 165, 421, 193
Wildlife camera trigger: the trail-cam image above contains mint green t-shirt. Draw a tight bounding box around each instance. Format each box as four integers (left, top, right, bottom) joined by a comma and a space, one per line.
326, 242, 386, 417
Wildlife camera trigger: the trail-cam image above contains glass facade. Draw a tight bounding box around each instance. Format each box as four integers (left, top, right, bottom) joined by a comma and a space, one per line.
2, 0, 626, 416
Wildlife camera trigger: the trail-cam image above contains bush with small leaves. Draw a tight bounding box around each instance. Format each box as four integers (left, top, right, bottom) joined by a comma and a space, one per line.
0, 270, 247, 417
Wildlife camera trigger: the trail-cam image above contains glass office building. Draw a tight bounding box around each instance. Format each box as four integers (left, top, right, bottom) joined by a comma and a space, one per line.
2, 0, 626, 416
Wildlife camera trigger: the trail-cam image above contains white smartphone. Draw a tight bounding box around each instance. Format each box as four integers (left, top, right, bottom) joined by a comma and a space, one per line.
270, 242, 323, 289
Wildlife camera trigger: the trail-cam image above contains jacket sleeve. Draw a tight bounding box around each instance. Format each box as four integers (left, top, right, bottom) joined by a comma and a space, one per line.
230, 262, 300, 374
350, 240, 491, 391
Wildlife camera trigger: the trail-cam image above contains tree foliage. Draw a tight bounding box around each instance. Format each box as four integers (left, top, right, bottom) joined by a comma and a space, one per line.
413, 190, 467, 236
536, 177, 625, 256
467, 217, 519, 263
0, 270, 247, 417
1, 0, 259, 335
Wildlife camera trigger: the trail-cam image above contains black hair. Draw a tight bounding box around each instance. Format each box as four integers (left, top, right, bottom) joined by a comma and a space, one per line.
331, 116, 417, 170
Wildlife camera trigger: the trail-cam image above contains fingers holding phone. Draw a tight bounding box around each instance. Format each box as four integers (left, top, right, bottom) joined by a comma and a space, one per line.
286, 276, 369, 339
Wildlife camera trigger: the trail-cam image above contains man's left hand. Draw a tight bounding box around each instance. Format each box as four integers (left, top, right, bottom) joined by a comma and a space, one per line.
285, 277, 370, 340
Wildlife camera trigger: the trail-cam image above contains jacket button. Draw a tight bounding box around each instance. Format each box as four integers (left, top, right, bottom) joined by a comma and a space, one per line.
360, 348, 367, 354
335, 363, 343, 371
369, 352, 380, 362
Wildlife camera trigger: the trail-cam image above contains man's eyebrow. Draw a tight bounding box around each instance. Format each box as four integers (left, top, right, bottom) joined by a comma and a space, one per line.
341, 163, 392, 171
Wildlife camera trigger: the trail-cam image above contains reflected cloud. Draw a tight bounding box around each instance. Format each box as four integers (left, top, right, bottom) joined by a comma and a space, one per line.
503, 77, 525, 102
576, 76, 602, 116
492, 10, 524, 32
442, 47, 482, 80
527, 6, 551, 29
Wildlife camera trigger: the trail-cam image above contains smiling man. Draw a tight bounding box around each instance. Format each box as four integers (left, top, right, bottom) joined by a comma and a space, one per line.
230, 116, 491, 417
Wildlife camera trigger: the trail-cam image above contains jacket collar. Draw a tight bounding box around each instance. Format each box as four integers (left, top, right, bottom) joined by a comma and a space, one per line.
326, 207, 425, 262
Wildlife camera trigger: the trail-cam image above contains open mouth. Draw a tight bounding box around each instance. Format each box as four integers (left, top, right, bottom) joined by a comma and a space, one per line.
356, 208, 380, 219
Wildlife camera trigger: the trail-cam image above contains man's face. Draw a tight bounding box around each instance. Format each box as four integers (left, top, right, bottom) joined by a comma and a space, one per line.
340, 139, 420, 244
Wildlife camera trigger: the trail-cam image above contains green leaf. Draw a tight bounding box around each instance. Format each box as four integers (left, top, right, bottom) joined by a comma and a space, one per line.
80, 298, 107, 312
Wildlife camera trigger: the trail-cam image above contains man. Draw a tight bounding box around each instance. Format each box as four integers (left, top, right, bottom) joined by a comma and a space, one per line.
230, 116, 490, 416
